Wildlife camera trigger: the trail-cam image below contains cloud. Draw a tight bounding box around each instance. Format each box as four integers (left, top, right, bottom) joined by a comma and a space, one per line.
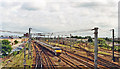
20, 0, 46, 11
72, 2, 105, 8
0, 0, 118, 37
21, 3, 39, 11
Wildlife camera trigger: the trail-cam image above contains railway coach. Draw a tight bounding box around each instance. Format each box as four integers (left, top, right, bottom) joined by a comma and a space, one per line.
52, 47, 62, 56
39, 42, 62, 56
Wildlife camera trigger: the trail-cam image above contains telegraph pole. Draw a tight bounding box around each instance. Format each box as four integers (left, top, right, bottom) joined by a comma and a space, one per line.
24, 39, 26, 65
65, 35, 67, 49
72, 39, 74, 52
53, 36, 54, 45
54, 36, 55, 45
112, 29, 115, 62
62, 35, 64, 45
92, 27, 98, 69
48, 35, 49, 44
50, 35, 51, 44
44, 35, 45, 42
70, 34, 72, 49
0, 37, 2, 56
58, 35, 59, 46
55, 36, 57, 46
50, 33, 53, 44
28, 28, 32, 59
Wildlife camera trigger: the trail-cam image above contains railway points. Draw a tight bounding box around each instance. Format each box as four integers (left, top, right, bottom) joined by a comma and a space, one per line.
1, 28, 120, 69
31, 40, 120, 69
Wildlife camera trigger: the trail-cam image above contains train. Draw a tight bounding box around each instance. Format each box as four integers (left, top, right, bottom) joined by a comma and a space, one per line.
52, 47, 62, 56
36, 40, 62, 56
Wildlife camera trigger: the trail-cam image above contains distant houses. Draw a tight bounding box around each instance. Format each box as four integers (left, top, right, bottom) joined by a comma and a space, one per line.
64, 38, 89, 42
77, 39, 88, 42
0, 37, 28, 45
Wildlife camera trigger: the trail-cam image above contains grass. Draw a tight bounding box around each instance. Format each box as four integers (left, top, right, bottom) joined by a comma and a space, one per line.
2, 50, 24, 67
98, 51, 111, 56
48, 42, 113, 56
80, 44, 112, 56
2, 43, 33, 68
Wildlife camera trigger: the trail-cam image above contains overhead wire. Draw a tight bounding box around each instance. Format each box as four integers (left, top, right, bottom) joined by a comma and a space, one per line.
99, 29, 113, 37
0, 30, 25, 34
42, 29, 93, 35
0, 28, 105, 37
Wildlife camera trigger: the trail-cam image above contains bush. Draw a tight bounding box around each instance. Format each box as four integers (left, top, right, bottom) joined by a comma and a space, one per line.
14, 40, 18, 44
13, 51, 18, 56
2, 45, 12, 56
2, 40, 11, 45
98, 38, 110, 48
2, 40, 12, 56
88, 38, 93, 42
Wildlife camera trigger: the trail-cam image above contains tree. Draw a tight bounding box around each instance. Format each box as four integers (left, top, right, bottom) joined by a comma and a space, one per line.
13, 51, 18, 56
2, 40, 11, 45
98, 38, 106, 44
1, 40, 12, 56
19, 37, 22, 39
71, 36, 78, 38
85, 36, 91, 39
105, 37, 112, 42
78, 36, 82, 39
98, 38, 109, 48
88, 38, 93, 42
1, 35, 3, 37
2, 44, 12, 56
14, 40, 18, 44
66, 37, 69, 38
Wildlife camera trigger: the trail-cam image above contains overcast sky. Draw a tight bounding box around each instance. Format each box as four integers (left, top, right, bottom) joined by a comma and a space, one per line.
0, 0, 119, 37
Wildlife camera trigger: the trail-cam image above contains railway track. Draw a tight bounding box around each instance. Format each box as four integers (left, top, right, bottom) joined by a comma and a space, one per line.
35, 52, 42, 69
43, 46, 82, 69
63, 50, 110, 69
80, 43, 119, 56
34, 41, 120, 69
33, 42, 55, 69
51, 43, 120, 69
33, 43, 43, 69
35, 41, 83, 69
100, 47, 119, 53
35, 41, 95, 69
43, 50, 55, 69
79, 47, 120, 68
98, 50, 119, 56
64, 46, 120, 69
63, 52, 94, 68
58, 56, 82, 69
54, 42, 119, 58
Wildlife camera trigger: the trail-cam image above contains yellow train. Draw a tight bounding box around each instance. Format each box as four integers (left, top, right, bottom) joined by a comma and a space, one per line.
52, 47, 62, 56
